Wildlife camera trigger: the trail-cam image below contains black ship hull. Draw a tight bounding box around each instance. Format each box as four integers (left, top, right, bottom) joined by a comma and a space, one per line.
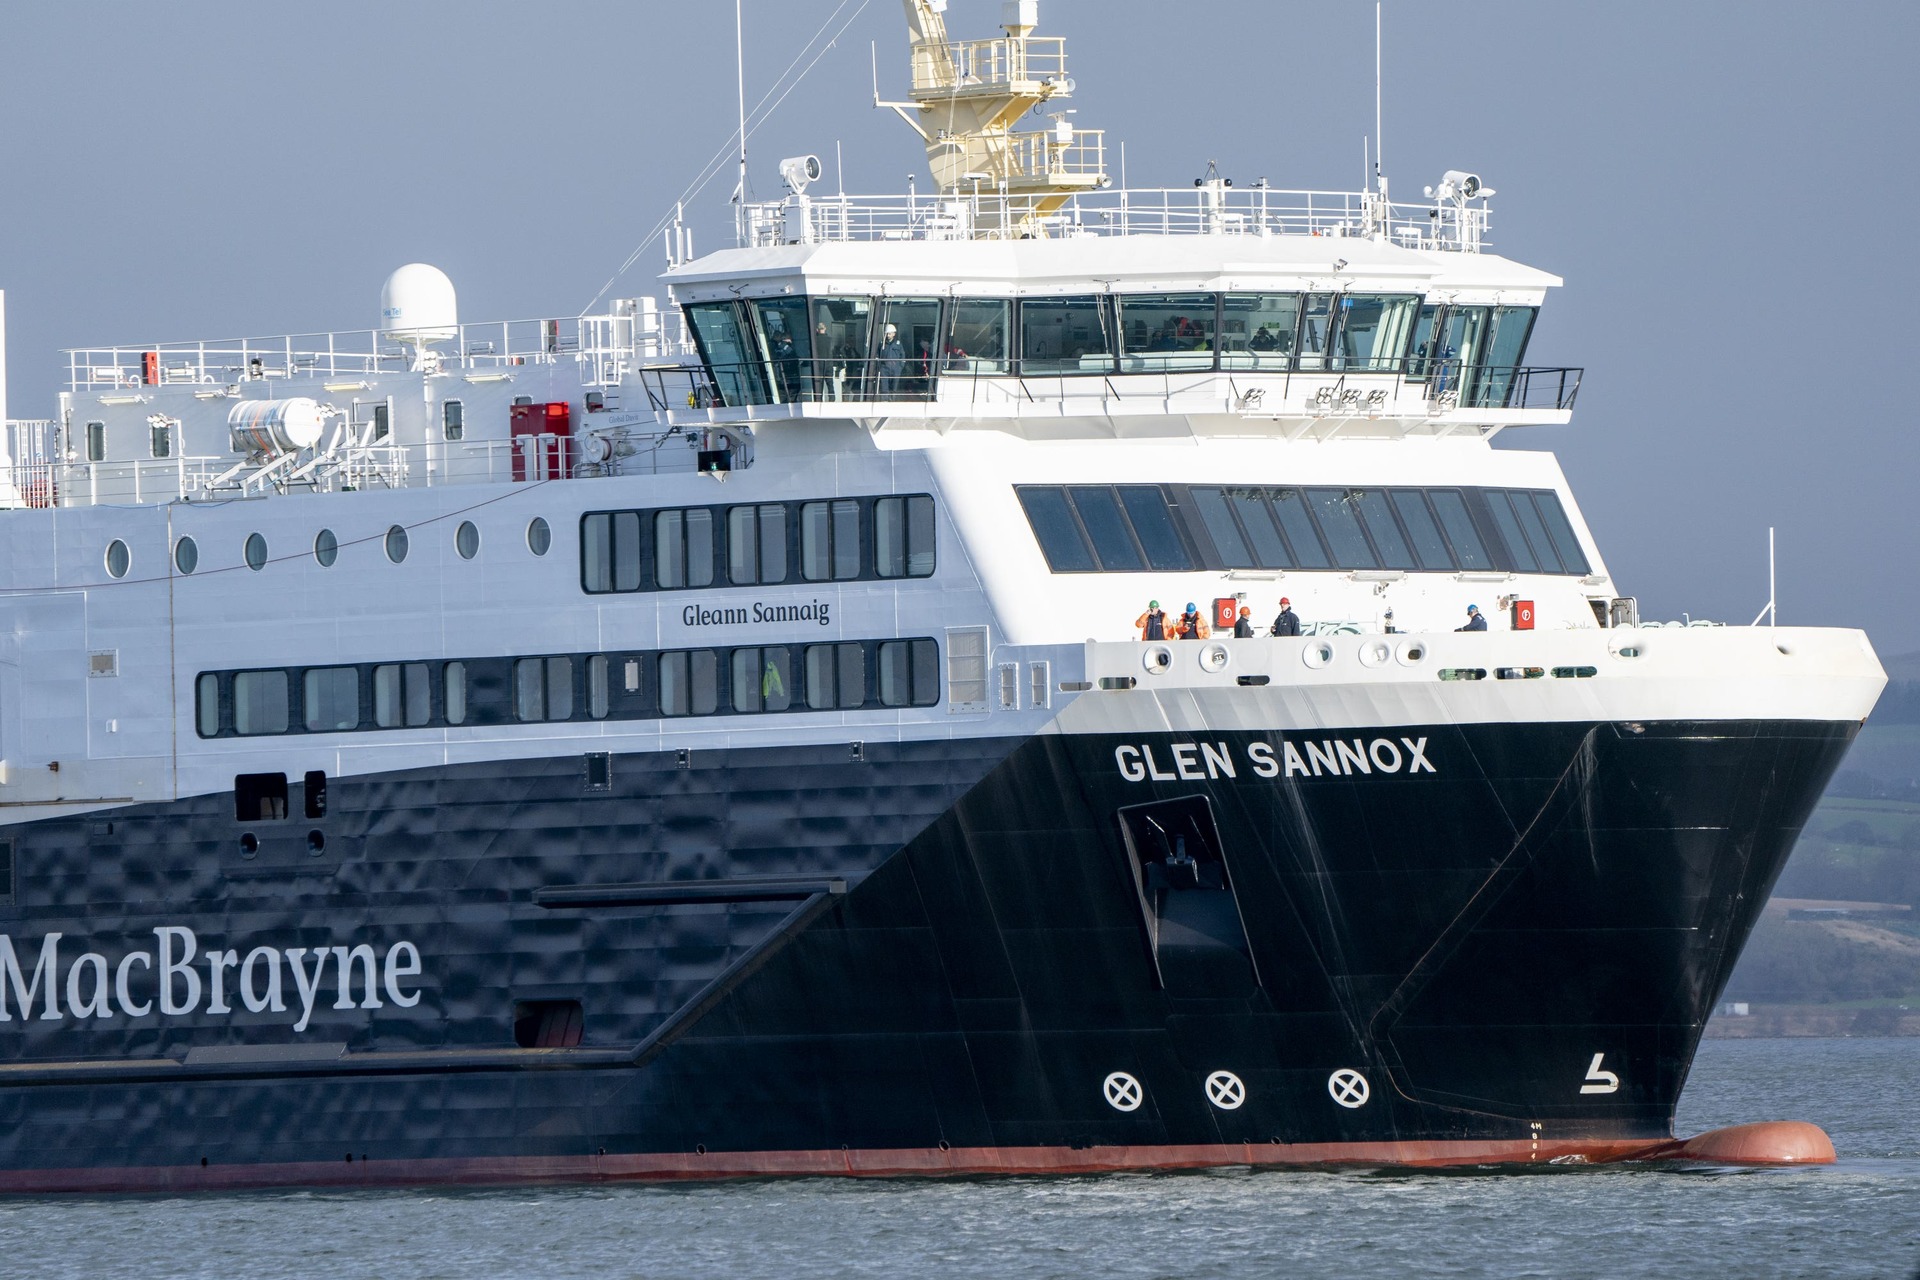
0, 716, 1857, 1190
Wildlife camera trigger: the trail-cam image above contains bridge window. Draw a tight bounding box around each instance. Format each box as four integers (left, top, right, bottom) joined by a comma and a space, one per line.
1019, 297, 1114, 376
810, 297, 872, 400
947, 299, 1010, 374
752, 297, 813, 403
1221, 295, 1301, 371
1531, 491, 1590, 575
1482, 490, 1541, 573
1351, 489, 1417, 570
1333, 295, 1419, 372
685, 301, 766, 407
1118, 293, 1217, 372
1295, 294, 1336, 370
876, 297, 942, 399
1307, 489, 1379, 569
1389, 490, 1456, 570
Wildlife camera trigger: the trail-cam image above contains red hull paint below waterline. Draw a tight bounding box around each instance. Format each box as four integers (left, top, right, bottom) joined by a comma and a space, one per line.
0, 1124, 1833, 1195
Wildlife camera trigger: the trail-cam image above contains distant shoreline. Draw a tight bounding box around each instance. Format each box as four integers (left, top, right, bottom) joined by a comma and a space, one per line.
1705, 1007, 1920, 1037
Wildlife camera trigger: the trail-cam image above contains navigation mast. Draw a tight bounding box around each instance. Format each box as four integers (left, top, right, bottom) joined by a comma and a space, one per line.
882, 0, 1107, 231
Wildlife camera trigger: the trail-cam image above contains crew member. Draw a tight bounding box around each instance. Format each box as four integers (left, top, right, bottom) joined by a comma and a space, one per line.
1383, 609, 1397, 634
1174, 602, 1209, 639
877, 323, 907, 397
1136, 600, 1169, 641
1233, 606, 1255, 638
1457, 604, 1488, 632
1270, 596, 1301, 637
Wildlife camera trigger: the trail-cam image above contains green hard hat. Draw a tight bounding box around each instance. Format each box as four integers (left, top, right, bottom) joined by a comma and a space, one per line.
1149, 600, 1160, 609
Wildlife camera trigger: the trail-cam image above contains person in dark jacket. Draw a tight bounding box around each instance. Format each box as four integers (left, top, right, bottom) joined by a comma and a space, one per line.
1233, 606, 1254, 637
1135, 600, 1168, 641
1174, 602, 1209, 639
1457, 603, 1488, 632
1270, 596, 1301, 637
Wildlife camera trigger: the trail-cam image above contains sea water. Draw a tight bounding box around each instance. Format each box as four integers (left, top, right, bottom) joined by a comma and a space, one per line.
0, 1038, 1914, 1279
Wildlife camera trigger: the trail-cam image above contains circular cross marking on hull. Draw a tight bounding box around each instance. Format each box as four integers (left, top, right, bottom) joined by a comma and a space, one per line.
1328, 1068, 1371, 1109
1103, 1072, 1144, 1112
1205, 1071, 1246, 1111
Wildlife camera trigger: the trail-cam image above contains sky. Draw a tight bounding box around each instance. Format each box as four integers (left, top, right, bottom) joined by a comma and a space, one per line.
2, 1, 1916, 651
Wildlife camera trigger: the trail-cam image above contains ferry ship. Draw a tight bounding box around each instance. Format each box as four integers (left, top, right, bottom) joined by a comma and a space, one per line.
0, 1, 1882, 1190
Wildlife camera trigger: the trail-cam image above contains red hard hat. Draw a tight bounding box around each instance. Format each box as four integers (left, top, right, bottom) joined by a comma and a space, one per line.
1279, 597, 1290, 606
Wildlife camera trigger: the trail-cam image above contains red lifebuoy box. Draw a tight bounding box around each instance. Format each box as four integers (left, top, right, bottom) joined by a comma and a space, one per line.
1213, 598, 1238, 631
1511, 600, 1536, 630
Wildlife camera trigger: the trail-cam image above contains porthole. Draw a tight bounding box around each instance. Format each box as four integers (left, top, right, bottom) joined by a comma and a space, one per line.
1395, 641, 1427, 666
105, 540, 130, 579
1302, 640, 1335, 669
314, 528, 338, 567
174, 537, 198, 575
244, 533, 268, 571
384, 524, 409, 564
527, 517, 552, 557
1142, 645, 1172, 675
1198, 642, 1230, 674
1358, 640, 1391, 668
456, 520, 480, 560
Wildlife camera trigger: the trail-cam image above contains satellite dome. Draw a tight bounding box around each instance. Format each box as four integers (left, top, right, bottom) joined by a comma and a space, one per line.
379, 263, 458, 345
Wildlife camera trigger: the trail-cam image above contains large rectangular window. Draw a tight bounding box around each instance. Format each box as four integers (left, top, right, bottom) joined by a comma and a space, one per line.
1390, 490, 1456, 570
1429, 489, 1495, 570
752, 297, 814, 403
1016, 486, 1192, 573
655, 509, 715, 589
805, 643, 866, 710
1117, 293, 1216, 372
1351, 489, 1417, 570
515, 656, 574, 722
876, 297, 942, 400
946, 299, 1011, 375
878, 639, 940, 708
1019, 297, 1114, 375
685, 301, 767, 406
1531, 492, 1591, 575
1307, 489, 1380, 569
1333, 295, 1419, 372
811, 296, 872, 401
233, 670, 289, 736
1220, 294, 1301, 370
373, 663, 432, 728
1482, 490, 1542, 573
731, 646, 794, 713
728, 503, 788, 585
801, 500, 861, 582
659, 650, 719, 717
303, 667, 359, 732
874, 495, 936, 578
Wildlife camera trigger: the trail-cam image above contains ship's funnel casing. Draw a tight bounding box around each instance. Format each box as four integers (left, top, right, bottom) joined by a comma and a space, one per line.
379, 264, 458, 346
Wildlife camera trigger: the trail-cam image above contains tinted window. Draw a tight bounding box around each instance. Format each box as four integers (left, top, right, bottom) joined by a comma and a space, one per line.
874, 495, 936, 579
444, 662, 468, 726
373, 663, 431, 728
1018, 488, 1095, 572
1117, 487, 1191, 570
196, 673, 220, 737
1532, 492, 1591, 575
1296, 294, 1335, 369
685, 301, 766, 406
1191, 488, 1252, 568
1117, 293, 1216, 371
1271, 490, 1330, 569
1507, 489, 1564, 573
1353, 490, 1416, 569
1221, 295, 1300, 369
729, 504, 788, 585
1429, 489, 1493, 570
1230, 491, 1290, 569
1334, 295, 1419, 372
1308, 490, 1378, 568
1068, 487, 1143, 571
947, 299, 1010, 374
1390, 490, 1455, 570
1484, 492, 1541, 572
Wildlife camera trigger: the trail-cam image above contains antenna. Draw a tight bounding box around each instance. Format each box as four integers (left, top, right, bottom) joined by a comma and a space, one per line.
1374, 2, 1385, 193
734, 0, 749, 244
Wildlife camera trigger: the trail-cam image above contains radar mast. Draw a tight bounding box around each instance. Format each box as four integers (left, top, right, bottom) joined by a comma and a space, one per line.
883, 0, 1108, 231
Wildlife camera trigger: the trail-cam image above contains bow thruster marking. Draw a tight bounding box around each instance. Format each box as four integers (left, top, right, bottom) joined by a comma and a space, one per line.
1205, 1071, 1246, 1111
1103, 1072, 1144, 1112
1328, 1068, 1371, 1109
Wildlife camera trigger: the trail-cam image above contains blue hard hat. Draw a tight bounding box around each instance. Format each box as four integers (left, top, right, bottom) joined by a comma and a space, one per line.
1467, 604, 1480, 612
1185, 602, 1197, 611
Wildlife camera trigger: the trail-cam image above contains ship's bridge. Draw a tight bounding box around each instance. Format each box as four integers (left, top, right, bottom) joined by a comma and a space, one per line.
662, 189, 1576, 443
